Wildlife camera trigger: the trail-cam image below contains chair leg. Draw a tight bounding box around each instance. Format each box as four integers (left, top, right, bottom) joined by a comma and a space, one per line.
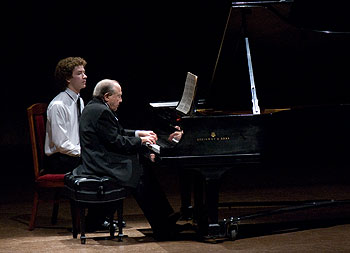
51, 190, 60, 225
29, 191, 39, 231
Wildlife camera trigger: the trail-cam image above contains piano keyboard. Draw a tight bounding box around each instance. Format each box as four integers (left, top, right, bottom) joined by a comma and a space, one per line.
146, 143, 160, 154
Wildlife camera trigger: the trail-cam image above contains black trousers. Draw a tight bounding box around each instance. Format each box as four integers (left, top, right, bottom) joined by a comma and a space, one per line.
86, 163, 175, 235
130, 164, 175, 233
45, 153, 81, 174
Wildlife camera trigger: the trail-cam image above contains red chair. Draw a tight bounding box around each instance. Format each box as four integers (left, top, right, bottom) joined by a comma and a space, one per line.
27, 103, 65, 230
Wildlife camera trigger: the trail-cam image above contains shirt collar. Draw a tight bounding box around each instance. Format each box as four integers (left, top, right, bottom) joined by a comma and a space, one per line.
65, 88, 80, 102
98, 98, 119, 121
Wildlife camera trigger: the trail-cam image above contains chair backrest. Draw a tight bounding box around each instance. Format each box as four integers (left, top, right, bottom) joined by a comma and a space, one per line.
27, 103, 48, 179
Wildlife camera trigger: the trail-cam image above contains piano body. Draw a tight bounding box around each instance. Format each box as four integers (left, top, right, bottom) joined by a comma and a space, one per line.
146, 0, 350, 240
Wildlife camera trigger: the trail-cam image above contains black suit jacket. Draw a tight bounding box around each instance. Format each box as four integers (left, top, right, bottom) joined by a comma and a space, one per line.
73, 97, 143, 188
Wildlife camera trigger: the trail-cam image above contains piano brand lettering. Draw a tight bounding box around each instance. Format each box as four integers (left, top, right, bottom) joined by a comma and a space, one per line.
196, 136, 230, 142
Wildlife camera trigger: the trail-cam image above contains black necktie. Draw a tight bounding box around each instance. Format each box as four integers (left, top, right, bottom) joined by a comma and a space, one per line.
77, 96, 81, 121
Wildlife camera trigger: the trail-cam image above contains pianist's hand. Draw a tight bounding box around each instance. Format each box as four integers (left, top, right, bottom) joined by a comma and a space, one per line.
139, 130, 158, 145
137, 130, 158, 140
137, 130, 157, 138
168, 126, 183, 143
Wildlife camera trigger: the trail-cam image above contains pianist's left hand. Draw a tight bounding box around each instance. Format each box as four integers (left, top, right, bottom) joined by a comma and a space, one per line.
138, 130, 158, 144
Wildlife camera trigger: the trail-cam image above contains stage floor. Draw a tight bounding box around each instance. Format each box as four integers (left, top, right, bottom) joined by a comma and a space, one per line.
1, 164, 350, 252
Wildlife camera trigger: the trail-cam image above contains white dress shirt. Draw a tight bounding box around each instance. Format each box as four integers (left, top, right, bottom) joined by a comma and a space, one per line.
45, 88, 84, 157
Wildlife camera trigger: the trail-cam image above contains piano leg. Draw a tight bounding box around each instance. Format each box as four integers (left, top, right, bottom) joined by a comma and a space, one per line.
206, 179, 220, 225
192, 172, 221, 239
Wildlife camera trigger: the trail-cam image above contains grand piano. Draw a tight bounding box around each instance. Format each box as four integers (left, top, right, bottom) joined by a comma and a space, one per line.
145, 0, 350, 240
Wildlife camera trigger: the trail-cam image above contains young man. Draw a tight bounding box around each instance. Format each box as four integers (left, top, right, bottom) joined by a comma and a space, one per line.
44, 57, 87, 174
74, 79, 188, 240
45, 58, 124, 231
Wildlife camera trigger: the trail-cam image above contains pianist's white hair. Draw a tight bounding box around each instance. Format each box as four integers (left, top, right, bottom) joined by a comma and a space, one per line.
93, 79, 120, 98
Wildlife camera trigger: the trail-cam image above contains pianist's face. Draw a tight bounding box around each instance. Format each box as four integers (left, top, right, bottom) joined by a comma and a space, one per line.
105, 83, 122, 111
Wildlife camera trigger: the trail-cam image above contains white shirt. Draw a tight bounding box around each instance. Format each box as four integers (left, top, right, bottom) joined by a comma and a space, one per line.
45, 88, 84, 157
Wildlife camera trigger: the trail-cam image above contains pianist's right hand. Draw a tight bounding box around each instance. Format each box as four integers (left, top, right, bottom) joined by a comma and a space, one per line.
168, 126, 183, 143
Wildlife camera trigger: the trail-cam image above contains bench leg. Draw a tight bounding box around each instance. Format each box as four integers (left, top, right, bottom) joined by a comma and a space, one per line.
108, 211, 115, 239
80, 208, 86, 244
69, 200, 79, 239
117, 200, 124, 241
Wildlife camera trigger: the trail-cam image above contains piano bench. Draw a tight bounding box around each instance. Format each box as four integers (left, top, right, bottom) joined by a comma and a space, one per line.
64, 172, 127, 244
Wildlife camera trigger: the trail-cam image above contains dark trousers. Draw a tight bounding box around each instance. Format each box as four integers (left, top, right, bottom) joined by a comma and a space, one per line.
86, 164, 175, 234
45, 153, 81, 174
130, 164, 175, 233
179, 168, 194, 211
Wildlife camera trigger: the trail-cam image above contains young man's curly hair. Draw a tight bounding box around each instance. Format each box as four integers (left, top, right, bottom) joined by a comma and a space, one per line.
54, 57, 87, 90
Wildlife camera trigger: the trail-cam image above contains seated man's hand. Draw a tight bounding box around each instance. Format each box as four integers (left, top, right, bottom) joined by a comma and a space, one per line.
168, 126, 183, 143
141, 135, 157, 145
138, 130, 157, 139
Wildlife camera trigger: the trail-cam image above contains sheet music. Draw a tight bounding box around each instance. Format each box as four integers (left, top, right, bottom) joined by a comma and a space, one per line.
176, 72, 198, 114
149, 101, 179, 108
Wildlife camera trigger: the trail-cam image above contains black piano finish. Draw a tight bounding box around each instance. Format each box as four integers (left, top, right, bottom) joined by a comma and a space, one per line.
150, 103, 350, 169
146, 103, 350, 239
147, 105, 266, 238
144, 0, 350, 240
157, 110, 265, 158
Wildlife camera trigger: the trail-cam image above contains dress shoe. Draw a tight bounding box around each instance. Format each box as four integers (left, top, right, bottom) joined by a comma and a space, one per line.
86, 219, 126, 232
173, 223, 193, 233
118, 220, 127, 227
153, 223, 193, 241
180, 206, 193, 221
167, 212, 181, 224
103, 219, 126, 228
85, 221, 111, 233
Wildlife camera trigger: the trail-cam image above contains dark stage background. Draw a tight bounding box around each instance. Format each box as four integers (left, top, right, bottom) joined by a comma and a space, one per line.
1, 1, 350, 189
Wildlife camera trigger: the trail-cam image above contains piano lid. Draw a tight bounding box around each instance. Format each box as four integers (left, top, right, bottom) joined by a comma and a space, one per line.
196, 0, 350, 112
288, 0, 350, 33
